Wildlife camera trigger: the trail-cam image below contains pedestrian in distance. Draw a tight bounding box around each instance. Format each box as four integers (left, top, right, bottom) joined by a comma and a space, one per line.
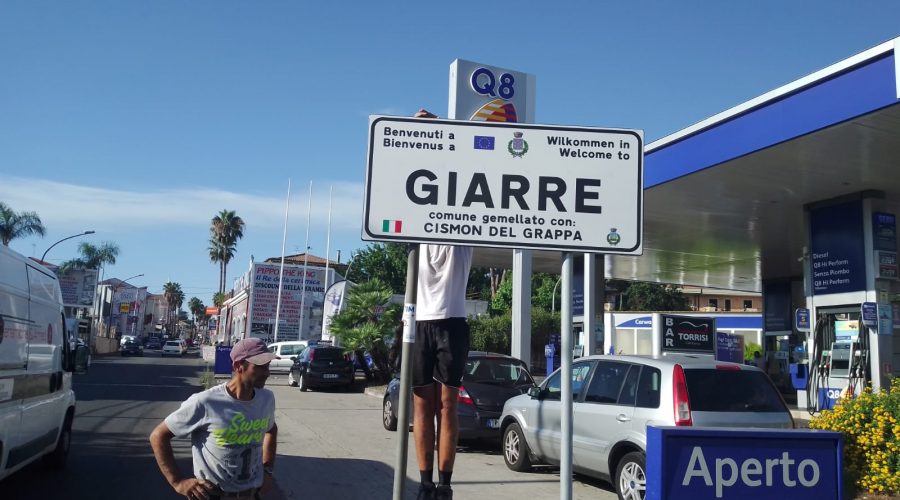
149, 337, 279, 500
405, 109, 475, 497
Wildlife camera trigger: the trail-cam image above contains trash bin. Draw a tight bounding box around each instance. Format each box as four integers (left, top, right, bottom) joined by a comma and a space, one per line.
214, 346, 233, 375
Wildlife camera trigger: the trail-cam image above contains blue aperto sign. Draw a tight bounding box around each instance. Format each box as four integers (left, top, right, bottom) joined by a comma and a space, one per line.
647, 427, 842, 500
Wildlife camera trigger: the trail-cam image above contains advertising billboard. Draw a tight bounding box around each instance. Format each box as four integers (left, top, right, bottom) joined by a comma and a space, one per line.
248, 263, 335, 342
56, 268, 99, 308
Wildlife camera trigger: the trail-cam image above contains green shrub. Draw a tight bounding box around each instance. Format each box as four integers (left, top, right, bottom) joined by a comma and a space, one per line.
199, 365, 216, 390
809, 383, 900, 495
469, 312, 511, 353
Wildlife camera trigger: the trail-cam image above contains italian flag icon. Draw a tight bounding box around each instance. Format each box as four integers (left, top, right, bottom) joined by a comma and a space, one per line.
382, 219, 402, 233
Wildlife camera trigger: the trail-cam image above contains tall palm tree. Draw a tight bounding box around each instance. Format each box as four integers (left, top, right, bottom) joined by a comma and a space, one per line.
0, 202, 46, 246
188, 297, 204, 332
163, 282, 184, 337
59, 241, 120, 271
209, 210, 245, 294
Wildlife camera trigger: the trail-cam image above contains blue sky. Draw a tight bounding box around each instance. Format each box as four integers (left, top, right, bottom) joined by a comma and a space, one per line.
2, 1, 899, 304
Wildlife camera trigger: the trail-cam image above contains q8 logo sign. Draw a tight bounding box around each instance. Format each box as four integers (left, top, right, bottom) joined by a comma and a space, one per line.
449, 59, 534, 124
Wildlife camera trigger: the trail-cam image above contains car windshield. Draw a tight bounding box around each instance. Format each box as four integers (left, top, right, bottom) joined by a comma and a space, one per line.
683, 368, 786, 412
464, 358, 533, 386
165, 341, 181, 347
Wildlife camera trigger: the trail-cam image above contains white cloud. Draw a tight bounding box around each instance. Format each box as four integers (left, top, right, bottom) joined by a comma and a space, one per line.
0, 175, 365, 232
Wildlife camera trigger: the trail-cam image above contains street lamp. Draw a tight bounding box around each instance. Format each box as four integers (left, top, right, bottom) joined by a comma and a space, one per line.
41, 230, 95, 262
551, 277, 562, 313
107, 274, 144, 340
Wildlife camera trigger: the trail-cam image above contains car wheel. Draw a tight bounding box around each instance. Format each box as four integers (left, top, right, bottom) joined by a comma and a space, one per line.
299, 372, 308, 392
383, 397, 398, 431
502, 423, 533, 472
615, 451, 646, 500
288, 371, 298, 387
43, 412, 73, 469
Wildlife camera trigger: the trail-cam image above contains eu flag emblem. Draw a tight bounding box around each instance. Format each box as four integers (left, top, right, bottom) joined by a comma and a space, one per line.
474, 136, 495, 150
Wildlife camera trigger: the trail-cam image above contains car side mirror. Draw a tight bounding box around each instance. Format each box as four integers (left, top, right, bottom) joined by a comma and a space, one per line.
73, 345, 90, 374
528, 386, 542, 399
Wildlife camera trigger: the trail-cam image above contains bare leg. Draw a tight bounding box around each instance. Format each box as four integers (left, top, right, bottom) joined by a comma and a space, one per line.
437, 383, 460, 472
413, 385, 437, 472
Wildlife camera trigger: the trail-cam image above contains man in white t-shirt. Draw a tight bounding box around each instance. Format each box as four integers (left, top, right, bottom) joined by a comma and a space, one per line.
150, 338, 278, 500
412, 238, 473, 500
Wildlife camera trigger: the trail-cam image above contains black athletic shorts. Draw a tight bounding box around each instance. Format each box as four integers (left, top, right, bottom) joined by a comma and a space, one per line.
412, 318, 470, 388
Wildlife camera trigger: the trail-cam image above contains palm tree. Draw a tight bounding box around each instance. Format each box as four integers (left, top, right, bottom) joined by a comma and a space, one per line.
212, 292, 226, 308
163, 282, 184, 337
0, 202, 46, 246
59, 241, 120, 271
188, 297, 205, 333
209, 210, 245, 294
328, 279, 401, 380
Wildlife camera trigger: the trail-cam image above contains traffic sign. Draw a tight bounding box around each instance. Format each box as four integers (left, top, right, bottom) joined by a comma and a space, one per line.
364, 116, 643, 254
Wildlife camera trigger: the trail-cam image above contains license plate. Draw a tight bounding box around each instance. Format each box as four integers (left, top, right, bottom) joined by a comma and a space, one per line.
324, 374, 339, 379
486, 418, 500, 429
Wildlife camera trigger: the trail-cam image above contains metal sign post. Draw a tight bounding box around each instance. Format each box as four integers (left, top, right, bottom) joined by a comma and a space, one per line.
560, 252, 574, 499
392, 245, 418, 499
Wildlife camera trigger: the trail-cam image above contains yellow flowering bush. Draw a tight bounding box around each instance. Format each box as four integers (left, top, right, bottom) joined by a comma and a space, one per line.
809, 383, 900, 495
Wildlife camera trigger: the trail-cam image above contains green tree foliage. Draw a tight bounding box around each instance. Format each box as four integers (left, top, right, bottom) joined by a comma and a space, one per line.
188, 297, 207, 330
467, 306, 560, 367
490, 272, 561, 313
622, 281, 689, 311
212, 292, 226, 307
346, 243, 411, 293
327, 278, 400, 380
163, 281, 185, 335
60, 241, 120, 271
0, 202, 45, 247
209, 210, 245, 294
347, 243, 488, 299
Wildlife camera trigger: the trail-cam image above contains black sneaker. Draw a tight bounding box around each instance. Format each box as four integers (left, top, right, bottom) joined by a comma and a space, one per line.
417, 483, 436, 500
435, 485, 453, 500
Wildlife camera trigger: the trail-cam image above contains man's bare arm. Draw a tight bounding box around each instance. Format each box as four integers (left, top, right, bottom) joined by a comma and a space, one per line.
263, 422, 278, 467
149, 422, 215, 498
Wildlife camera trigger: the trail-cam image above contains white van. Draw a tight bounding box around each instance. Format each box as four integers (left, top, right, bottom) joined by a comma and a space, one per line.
0, 245, 82, 481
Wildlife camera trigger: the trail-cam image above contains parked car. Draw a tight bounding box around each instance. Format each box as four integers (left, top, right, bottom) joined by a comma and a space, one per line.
383, 352, 535, 441
267, 341, 309, 374
145, 338, 162, 350
120, 339, 144, 356
288, 345, 354, 391
162, 340, 186, 356
499, 354, 794, 500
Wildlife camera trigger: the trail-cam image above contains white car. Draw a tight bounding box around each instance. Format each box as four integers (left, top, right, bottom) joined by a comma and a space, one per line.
162, 340, 186, 356
267, 341, 309, 373
500, 355, 793, 500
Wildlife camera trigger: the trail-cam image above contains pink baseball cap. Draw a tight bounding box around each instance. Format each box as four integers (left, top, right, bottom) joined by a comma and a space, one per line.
230, 338, 279, 365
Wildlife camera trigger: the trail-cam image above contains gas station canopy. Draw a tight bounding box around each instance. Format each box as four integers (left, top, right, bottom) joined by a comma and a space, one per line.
474, 37, 900, 292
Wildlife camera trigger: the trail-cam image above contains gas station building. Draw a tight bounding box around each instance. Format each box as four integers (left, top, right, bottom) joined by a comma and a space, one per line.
474, 36, 900, 407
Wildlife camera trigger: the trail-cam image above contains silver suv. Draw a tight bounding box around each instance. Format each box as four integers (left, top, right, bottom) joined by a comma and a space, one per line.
499, 354, 793, 500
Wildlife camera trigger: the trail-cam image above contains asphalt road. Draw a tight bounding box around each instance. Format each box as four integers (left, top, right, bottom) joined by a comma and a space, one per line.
1, 352, 618, 500
0, 349, 206, 500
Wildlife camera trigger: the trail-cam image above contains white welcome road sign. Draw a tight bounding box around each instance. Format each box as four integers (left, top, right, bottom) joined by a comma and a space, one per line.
363, 116, 644, 254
